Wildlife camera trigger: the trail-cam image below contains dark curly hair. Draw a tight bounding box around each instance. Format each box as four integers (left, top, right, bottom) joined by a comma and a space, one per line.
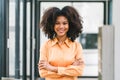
40, 6, 83, 42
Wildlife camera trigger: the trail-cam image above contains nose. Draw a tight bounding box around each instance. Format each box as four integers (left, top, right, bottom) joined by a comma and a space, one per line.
59, 24, 64, 28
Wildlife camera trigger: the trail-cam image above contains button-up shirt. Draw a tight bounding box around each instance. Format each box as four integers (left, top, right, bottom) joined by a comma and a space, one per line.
39, 37, 84, 80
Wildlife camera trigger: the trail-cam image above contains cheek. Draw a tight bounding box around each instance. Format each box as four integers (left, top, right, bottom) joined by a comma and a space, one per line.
54, 26, 57, 32
66, 26, 69, 31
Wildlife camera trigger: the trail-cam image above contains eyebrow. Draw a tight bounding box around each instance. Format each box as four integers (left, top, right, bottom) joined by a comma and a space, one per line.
56, 20, 68, 22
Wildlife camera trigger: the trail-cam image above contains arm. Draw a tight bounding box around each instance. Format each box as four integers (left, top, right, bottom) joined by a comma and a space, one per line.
38, 68, 61, 78
38, 42, 61, 78
39, 58, 84, 77
58, 58, 84, 76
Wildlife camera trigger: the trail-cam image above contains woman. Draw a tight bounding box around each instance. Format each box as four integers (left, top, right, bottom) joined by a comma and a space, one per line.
38, 6, 85, 80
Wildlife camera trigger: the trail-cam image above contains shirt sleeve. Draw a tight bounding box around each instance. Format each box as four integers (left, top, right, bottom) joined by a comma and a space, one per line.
39, 69, 62, 78
38, 42, 62, 78
57, 42, 85, 76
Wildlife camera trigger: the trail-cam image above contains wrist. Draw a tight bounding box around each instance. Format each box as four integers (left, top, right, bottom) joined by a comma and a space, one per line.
51, 66, 58, 72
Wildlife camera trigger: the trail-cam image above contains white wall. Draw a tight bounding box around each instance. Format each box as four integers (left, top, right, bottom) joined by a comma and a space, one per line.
112, 0, 120, 80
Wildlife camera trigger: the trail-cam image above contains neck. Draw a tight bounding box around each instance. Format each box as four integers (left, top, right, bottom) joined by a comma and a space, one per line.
57, 36, 67, 43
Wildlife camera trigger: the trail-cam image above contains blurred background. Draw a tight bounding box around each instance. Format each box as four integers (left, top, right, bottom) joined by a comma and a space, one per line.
0, 0, 119, 80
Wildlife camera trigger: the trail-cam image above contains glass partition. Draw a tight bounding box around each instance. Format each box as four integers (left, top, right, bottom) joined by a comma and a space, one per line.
9, 0, 104, 79
9, 1, 31, 79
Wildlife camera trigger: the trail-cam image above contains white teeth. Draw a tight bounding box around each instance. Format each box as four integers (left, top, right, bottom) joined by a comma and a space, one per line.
59, 31, 64, 32
58, 30, 64, 32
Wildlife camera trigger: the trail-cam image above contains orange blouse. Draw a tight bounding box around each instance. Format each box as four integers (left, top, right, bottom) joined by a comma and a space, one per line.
39, 38, 85, 80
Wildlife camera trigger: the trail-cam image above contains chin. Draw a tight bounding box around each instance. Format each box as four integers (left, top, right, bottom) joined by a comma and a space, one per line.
58, 34, 65, 36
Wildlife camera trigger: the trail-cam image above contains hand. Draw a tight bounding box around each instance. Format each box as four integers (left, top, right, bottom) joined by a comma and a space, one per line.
38, 60, 58, 72
38, 60, 52, 71
72, 58, 84, 66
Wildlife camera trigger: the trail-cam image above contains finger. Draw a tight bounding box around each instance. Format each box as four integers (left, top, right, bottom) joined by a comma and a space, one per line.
39, 66, 45, 70
39, 61, 46, 65
40, 60, 46, 62
38, 62, 45, 68
38, 64, 46, 70
38, 60, 44, 64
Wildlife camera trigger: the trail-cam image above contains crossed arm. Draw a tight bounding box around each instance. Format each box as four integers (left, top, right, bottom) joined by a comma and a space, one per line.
38, 58, 84, 78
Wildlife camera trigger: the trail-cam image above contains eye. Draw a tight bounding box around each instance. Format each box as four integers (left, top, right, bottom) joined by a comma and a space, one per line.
55, 22, 60, 25
63, 22, 68, 25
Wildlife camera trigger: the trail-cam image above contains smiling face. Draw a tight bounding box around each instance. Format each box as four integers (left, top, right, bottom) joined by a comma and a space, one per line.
54, 16, 69, 38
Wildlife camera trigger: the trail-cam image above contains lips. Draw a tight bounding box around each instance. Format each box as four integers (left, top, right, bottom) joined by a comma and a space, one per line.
58, 30, 65, 33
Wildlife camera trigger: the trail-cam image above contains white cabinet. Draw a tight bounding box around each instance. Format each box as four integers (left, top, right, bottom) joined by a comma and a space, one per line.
98, 26, 114, 80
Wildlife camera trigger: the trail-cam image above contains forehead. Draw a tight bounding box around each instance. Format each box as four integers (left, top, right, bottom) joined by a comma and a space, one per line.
56, 16, 68, 21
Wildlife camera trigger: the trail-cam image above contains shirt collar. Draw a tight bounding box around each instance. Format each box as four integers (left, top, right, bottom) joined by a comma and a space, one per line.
51, 37, 72, 48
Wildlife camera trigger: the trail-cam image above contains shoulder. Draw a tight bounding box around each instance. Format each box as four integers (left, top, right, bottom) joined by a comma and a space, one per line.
41, 39, 53, 48
73, 40, 82, 49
